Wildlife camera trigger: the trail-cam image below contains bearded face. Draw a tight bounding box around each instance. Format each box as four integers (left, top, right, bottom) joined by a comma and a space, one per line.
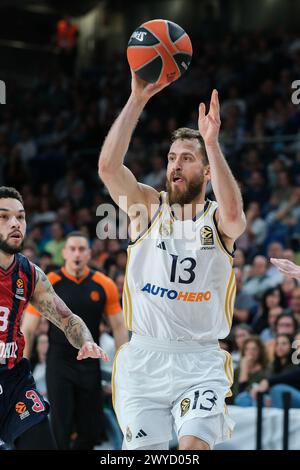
0, 234, 24, 254
166, 138, 209, 207
166, 169, 205, 205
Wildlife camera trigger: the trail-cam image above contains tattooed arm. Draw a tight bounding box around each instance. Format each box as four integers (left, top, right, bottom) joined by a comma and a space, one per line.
30, 266, 109, 361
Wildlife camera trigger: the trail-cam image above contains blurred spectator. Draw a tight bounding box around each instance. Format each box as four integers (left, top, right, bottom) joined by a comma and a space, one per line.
32, 333, 49, 399
14, 128, 37, 167
266, 242, 285, 285
236, 202, 267, 254
243, 256, 278, 299
142, 155, 166, 189
232, 336, 270, 406
44, 222, 65, 266
281, 275, 298, 307
231, 324, 253, 370
290, 287, 300, 325
260, 306, 284, 342
233, 268, 257, 325
271, 333, 295, 374
252, 286, 286, 334
114, 272, 125, 303
56, 16, 78, 76
99, 320, 123, 450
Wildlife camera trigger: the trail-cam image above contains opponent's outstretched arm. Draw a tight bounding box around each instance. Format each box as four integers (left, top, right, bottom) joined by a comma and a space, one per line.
31, 266, 109, 361
270, 258, 300, 279
98, 72, 168, 213
198, 89, 246, 241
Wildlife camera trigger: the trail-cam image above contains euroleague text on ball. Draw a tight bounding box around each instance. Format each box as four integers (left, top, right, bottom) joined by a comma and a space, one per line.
0, 80, 6, 104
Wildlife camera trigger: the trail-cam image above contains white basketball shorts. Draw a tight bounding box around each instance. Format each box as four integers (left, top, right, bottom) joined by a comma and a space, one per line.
112, 333, 235, 450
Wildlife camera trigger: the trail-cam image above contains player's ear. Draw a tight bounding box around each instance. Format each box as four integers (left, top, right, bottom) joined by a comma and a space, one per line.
61, 246, 67, 262
204, 164, 210, 180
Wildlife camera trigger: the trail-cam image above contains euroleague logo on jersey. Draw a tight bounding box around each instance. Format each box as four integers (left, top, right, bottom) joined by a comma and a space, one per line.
15, 402, 27, 414
16, 278, 25, 296
15, 401, 30, 420
16, 279, 24, 289
200, 226, 214, 246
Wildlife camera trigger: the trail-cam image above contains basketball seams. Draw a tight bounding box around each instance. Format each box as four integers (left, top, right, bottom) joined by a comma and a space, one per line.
165, 20, 181, 54
134, 53, 162, 74
174, 33, 189, 46
164, 20, 182, 78
142, 24, 171, 83
144, 22, 180, 83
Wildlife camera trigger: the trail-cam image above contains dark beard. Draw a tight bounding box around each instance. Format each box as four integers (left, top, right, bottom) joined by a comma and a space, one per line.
166, 174, 204, 206
0, 236, 24, 255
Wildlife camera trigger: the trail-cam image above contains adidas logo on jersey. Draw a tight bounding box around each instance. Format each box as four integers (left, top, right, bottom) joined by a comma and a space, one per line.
156, 241, 166, 250
136, 429, 147, 439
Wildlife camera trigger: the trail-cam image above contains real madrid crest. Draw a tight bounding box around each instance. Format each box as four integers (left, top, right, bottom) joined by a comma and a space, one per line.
180, 398, 191, 417
126, 426, 132, 442
159, 218, 173, 237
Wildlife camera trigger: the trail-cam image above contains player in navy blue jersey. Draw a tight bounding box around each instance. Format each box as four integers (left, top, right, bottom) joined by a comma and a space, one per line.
0, 186, 109, 450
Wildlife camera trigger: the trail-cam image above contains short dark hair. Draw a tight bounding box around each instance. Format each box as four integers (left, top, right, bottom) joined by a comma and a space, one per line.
0, 186, 24, 205
65, 231, 89, 242
171, 128, 208, 165
275, 313, 298, 331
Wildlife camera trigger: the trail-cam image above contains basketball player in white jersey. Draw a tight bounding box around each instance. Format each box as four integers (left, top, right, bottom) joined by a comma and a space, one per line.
98, 72, 246, 451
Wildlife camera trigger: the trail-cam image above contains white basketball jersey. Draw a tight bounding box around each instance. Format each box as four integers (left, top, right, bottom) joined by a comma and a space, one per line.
123, 192, 236, 340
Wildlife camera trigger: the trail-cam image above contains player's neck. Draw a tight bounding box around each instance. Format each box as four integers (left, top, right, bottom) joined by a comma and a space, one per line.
0, 250, 15, 270
171, 195, 206, 221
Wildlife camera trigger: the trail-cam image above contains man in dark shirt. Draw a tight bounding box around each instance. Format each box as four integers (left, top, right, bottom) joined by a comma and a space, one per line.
22, 232, 128, 449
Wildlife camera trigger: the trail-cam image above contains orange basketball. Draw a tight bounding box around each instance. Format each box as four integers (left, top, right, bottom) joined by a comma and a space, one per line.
127, 19, 192, 85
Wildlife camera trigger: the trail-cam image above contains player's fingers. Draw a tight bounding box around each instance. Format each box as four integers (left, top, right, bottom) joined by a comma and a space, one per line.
147, 80, 169, 95
207, 114, 220, 127
199, 102, 206, 119
210, 89, 220, 117
77, 349, 86, 360
270, 258, 287, 269
213, 89, 220, 111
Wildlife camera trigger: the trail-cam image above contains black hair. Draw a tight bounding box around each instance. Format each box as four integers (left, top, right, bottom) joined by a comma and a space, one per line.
275, 313, 298, 332
65, 231, 89, 242
0, 186, 23, 205
273, 333, 294, 374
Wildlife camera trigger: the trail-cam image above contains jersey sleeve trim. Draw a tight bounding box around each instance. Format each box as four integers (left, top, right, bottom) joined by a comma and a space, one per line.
128, 192, 163, 247
212, 207, 235, 260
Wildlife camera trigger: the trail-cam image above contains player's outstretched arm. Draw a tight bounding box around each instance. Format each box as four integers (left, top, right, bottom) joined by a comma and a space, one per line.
198, 89, 246, 241
270, 258, 300, 279
98, 71, 168, 213
31, 266, 109, 361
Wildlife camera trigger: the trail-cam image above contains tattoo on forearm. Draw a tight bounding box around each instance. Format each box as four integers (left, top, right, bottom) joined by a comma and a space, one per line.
33, 266, 93, 349
64, 314, 93, 349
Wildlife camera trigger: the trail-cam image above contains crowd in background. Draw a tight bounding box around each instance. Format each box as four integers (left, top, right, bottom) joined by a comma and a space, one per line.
1, 28, 300, 445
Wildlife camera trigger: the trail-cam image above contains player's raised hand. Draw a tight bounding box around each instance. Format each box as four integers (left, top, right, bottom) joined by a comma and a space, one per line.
270, 258, 300, 279
130, 69, 169, 104
198, 89, 221, 146
77, 341, 109, 362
